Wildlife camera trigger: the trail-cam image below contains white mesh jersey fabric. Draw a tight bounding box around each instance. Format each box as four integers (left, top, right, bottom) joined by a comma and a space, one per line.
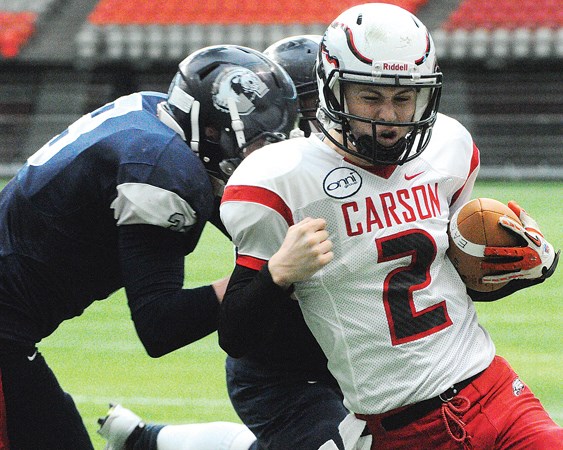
221, 113, 495, 414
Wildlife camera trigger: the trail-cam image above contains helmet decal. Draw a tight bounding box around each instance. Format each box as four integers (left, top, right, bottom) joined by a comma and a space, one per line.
414, 32, 431, 66
166, 44, 297, 182
212, 67, 269, 115
321, 39, 340, 69
329, 22, 372, 65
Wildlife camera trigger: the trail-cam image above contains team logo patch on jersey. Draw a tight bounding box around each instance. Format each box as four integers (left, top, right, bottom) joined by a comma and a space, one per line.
212, 67, 269, 115
512, 377, 525, 396
167, 213, 192, 232
323, 167, 362, 199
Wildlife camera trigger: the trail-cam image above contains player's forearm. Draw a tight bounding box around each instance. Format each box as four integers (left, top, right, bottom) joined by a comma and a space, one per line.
119, 224, 220, 356
132, 285, 219, 357
218, 264, 293, 357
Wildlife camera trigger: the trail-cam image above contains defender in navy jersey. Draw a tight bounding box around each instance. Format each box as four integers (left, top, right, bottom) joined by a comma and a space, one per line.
0, 45, 297, 450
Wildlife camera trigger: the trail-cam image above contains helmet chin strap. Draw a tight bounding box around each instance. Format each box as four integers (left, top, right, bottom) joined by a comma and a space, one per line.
352, 134, 375, 158
190, 100, 201, 153
227, 97, 246, 149
219, 158, 242, 181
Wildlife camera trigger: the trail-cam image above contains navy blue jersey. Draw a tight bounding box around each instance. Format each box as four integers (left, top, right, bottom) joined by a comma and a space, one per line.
0, 92, 216, 348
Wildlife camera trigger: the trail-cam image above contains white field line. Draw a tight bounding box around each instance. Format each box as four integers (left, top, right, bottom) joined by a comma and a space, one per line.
73, 394, 232, 408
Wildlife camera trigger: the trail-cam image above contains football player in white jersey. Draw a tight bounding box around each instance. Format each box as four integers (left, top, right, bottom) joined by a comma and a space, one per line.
219, 4, 561, 449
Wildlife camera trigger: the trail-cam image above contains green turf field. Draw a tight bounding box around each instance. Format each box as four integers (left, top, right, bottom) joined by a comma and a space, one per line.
2, 179, 561, 448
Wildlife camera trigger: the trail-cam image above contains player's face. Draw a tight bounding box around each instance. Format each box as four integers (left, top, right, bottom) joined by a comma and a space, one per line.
343, 83, 416, 148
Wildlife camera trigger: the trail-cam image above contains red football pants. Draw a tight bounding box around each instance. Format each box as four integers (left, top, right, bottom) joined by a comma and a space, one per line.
0, 369, 9, 450
361, 356, 562, 449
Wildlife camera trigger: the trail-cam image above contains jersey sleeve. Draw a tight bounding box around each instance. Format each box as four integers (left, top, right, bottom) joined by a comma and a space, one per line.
221, 186, 293, 269
111, 134, 213, 234
220, 146, 299, 269
423, 114, 480, 218
111, 182, 198, 230
218, 145, 306, 357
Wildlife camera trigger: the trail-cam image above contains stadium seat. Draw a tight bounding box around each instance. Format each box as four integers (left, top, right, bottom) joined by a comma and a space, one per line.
556, 28, 563, 58
88, 0, 428, 25
443, 0, 562, 30
0, 12, 37, 58
78, 0, 429, 63
439, 0, 562, 60
0, 0, 65, 58
533, 27, 553, 58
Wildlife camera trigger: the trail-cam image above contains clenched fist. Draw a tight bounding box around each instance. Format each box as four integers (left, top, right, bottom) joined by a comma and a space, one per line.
268, 217, 334, 289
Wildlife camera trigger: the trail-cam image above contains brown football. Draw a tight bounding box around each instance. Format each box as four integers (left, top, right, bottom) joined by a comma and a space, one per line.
447, 198, 523, 292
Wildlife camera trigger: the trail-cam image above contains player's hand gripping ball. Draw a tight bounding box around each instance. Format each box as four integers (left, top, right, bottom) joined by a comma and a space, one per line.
446, 198, 557, 292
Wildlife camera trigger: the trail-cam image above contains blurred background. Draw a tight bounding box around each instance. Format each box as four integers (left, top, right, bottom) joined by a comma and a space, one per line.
0, 0, 561, 180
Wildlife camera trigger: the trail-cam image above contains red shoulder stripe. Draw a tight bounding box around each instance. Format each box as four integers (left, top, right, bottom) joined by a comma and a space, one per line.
222, 185, 294, 226
451, 142, 480, 206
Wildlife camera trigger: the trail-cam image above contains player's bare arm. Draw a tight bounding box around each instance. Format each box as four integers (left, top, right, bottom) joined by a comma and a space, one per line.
268, 217, 334, 289
212, 276, 231, 302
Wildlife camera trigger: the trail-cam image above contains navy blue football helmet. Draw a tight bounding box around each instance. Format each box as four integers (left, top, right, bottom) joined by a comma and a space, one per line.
264, 35, 321, 136
165, 45, 298, 181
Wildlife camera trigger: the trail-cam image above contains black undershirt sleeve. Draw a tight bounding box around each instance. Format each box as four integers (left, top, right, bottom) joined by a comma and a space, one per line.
208, 195, 231, 239
468, 278, 545, 302
218, 263, 294, 358
118, 224, 219, 357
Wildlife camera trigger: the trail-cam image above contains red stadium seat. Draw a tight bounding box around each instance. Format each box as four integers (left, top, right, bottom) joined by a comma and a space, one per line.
443, 0, 562, 31
88, 0, 428, 25
438, 0, 562, 60
80, 0, 438, 63
0, 12, 37, 58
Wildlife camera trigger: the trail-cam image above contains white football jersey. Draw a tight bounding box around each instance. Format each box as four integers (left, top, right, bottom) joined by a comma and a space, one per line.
221, 113, 495, 414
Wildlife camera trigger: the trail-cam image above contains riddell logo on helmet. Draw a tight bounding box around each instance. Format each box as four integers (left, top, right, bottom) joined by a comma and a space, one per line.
383, 63, 409, 71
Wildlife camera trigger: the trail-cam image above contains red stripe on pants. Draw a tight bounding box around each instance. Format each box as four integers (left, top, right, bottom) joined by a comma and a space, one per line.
0, 369, 9, 450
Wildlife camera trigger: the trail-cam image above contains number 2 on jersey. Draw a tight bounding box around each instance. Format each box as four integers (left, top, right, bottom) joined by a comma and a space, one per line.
377, 229, 452, 345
